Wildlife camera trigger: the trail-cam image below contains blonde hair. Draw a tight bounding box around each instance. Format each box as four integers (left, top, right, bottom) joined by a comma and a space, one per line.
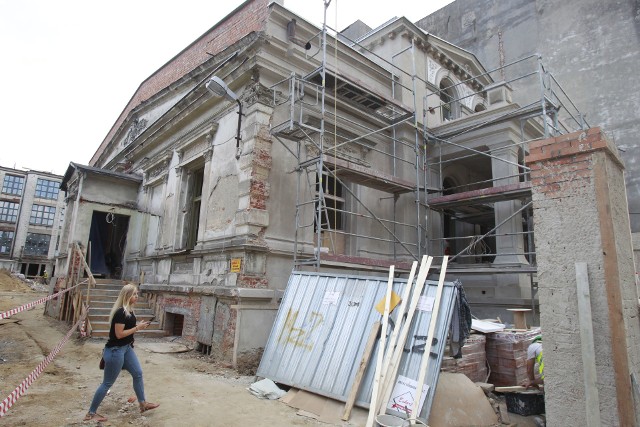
109, 283, 138, 323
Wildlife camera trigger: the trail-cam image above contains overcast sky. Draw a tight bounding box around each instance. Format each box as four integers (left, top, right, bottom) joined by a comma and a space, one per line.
0, 0, 452, 176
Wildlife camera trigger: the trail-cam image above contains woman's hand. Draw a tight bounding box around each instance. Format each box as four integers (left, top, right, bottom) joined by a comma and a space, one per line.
136, 320, 151, 331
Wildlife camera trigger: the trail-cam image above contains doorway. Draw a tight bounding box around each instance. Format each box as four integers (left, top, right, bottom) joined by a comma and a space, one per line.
88, 211, 130, 279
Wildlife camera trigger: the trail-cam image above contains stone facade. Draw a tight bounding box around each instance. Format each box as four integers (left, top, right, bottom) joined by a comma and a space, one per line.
52, 0, 576, 368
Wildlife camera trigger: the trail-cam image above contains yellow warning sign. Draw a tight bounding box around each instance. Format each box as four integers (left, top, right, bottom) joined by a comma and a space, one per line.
375, 290, 401, 315
230, 258, 242, 273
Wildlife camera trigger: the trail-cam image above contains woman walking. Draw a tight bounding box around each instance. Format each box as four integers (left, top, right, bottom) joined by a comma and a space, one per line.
84, 284, 159, 422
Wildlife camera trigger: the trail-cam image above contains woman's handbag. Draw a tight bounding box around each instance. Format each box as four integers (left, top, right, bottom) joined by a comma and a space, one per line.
99, 357, 105, 370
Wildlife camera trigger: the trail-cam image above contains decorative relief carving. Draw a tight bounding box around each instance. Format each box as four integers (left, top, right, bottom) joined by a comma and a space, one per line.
182, 138, 207, 162
427, 57, 441, 85
305, 140, 371, 168
245, 82, 273, 107
123, 118, 148, 146
147, 158, 170, 179
460, 84, 474, 109
203, 148, 213, 162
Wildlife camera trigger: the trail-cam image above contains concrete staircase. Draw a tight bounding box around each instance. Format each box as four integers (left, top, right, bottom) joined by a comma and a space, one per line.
82, 279, 165, 338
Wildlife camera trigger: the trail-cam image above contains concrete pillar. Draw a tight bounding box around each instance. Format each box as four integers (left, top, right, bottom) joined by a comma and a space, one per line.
526, 128, 640, 426
491, 143, 528, 265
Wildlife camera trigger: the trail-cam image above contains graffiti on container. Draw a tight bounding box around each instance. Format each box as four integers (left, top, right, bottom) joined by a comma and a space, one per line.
277, 308, 324, 351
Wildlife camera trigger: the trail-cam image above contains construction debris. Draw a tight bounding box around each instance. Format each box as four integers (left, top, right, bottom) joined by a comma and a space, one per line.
248, 378, 286, 400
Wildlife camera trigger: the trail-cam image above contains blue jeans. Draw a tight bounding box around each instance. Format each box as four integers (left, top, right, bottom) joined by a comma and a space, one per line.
89, 344, 145, 413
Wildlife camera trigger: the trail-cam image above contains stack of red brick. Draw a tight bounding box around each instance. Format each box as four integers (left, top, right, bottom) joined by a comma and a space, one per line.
485, 328, 541, 386
440, 334, 488, 383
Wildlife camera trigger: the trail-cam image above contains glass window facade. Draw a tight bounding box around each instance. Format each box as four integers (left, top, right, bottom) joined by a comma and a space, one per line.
0, 230, 13, 254
24, 233, 50, 256
0, 201, 19, 222
35, 178, 60, 200
30, 204, 56, 226
2, 175, 24, 196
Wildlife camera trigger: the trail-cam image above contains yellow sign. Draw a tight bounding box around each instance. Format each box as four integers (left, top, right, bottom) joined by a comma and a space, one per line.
375, 290, 402, 315
230, 258, 242, 272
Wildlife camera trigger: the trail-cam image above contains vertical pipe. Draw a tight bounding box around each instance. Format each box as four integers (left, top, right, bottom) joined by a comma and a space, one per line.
410, 39, 422, 258
315, 0, 331, 270
537, 56, 549, 138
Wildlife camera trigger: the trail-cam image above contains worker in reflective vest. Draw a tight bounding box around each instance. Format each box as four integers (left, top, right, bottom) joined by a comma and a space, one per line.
523, 335, 544, 388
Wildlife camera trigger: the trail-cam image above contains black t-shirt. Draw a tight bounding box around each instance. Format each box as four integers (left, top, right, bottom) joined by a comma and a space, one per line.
105, 307, 136, 348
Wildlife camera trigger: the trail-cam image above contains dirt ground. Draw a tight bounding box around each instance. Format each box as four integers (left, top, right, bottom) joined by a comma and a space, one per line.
0, 271, 543, 427
0, 271, 340, 427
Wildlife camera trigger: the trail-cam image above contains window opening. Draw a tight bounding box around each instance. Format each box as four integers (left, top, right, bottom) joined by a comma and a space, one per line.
24, 233, 51, 256
186, 168, 204, 249
165, 312, 184, 336
0, 230, 14, 254
0, 201, 19, 223
35, 178, 60, 199
2, 175, 24, 196
439, 79, 457, 121
30, 204, 56, 226
315, 172, 344, 232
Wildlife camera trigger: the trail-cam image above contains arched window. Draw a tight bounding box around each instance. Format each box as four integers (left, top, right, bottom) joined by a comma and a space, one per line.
474, 103, 486, 113
439, 79, 457, 121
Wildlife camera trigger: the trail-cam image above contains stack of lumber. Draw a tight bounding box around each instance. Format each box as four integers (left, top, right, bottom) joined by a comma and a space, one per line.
440, 333, 487, 383
485, 328, 540, 386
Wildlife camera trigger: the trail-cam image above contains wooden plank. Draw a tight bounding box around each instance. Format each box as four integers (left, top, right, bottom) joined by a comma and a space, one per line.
378, 261, 418, 387
495, 386, 527, 393
377, 256, 433, 415
593, 157, 635, 425
342, 321, 381, 421
575, 262, 601, 427
365, 266, 395, 427
410, 256, 448, 423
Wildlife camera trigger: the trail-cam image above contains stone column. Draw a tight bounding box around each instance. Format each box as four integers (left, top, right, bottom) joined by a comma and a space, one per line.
490, 143, 528, 265
526, 128, 640, 426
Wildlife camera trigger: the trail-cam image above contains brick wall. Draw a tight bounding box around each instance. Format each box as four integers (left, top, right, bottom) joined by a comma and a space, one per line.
91, 0, 273, 166
156, 294, 202, 341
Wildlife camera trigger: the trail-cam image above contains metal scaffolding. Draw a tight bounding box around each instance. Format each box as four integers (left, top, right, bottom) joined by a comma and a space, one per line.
270, 5, 588, 275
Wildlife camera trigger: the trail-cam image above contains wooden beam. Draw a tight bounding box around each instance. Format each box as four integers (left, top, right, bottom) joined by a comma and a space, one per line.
377, 256, 433, 415
342, 321, 381, 421
366, 266, 395, 427
593, 156, 635, 425
410, 256, 448, 424
575, 262, 601, 427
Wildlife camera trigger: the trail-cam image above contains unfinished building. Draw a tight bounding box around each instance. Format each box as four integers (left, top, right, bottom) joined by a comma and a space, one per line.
53, 0, 589, 368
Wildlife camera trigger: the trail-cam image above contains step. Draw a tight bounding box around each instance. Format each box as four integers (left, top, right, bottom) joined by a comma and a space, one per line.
94, 279, 127, 286
88, 311, 155, 323
90, 320, 163, 333
91, 328, 166, 338
87, 300, 153, 309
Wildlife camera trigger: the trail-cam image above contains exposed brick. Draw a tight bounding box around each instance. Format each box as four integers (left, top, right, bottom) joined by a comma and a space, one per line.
91, 0, 272, 165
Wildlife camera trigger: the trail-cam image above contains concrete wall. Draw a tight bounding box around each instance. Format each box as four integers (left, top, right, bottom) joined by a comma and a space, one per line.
527, 128, 640, 425
417, 0, 640, 232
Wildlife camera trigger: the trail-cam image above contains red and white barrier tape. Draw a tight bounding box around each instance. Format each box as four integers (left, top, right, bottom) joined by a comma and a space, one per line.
0, 284, 79, 320
0, 308, 88, 417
